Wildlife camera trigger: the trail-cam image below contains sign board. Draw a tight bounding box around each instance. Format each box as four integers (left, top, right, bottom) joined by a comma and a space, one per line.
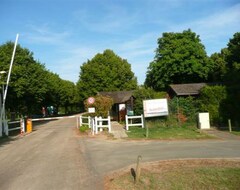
87, 97, 95, 104
88, 107, 95, 113
143, 99, 168, 118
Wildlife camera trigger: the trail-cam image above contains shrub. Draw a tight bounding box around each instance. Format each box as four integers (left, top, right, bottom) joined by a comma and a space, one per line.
79, 125, 89, 133
84, 95, 113, 117
198, 85, 227, 125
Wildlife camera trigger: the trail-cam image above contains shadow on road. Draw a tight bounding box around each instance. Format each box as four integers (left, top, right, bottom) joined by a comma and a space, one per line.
0, 136, 18, 148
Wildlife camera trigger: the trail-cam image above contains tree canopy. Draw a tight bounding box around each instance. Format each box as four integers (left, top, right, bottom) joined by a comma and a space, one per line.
145, 29, 211, 90
0, 42, 78, 116
77, 49, 137, 102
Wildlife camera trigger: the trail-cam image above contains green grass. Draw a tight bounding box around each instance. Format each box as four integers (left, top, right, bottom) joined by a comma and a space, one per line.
127, 125, 213, 139
231, 128, 240, 136
108, 166, 240, 190
79, 125, 89, 133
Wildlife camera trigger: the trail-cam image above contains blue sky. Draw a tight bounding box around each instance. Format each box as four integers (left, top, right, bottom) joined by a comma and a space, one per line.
1, 0, 240, 84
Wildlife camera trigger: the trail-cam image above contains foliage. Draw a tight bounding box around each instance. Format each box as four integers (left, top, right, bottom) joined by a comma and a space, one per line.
224, 32, 240, 124
198, 85, 227, 125
77, 49, 137, 102
127, 125, 212, 139
107, 162, 240, 190
169, 96, 199, 123
133, 87, 167, 115
84, 95, 113, 117
209, 48, 229, 82
0, 42, 78, 116
79, 125, 89, 133
145, 29, 211, 90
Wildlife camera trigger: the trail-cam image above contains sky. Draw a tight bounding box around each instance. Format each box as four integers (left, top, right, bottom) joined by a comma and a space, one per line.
0, 0, 240, 85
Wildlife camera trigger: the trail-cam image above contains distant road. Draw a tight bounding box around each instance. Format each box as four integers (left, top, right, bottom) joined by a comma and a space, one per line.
1, 117, 240, 190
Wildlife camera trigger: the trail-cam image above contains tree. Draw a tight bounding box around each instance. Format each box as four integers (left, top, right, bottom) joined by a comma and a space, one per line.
0, 42, 79, 116
224, 32, 240, 124
77, 49, 137, 102
209, 48, 229, 82
145, 29, 211, 90
0, 42, 49, 115
198, 85, 227, 125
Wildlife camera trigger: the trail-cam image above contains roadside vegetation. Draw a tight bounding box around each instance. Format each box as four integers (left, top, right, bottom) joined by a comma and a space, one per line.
126, 118, 214, 139
105, 159, 240, 190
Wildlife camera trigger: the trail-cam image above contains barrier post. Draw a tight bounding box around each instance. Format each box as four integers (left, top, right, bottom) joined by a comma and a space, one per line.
126, 115, 129, 130
108, 116, 111, 132
88, 116, 91, 128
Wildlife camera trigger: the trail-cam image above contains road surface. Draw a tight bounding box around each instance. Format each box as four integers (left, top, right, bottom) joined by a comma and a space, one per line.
0, 116, 240, 189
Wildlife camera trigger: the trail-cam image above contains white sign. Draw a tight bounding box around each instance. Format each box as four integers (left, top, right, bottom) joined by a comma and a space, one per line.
87, 97, 95, 104
143, 99, 168, 118
88, 107, 95, 113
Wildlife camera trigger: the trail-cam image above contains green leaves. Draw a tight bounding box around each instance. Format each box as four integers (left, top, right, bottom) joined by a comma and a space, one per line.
77, 49, 137, 102
145, 29, 211, 90
0, 42, 78, 115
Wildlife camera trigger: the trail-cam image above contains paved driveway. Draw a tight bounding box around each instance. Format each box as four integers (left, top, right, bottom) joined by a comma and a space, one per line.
0, 117, 240, 190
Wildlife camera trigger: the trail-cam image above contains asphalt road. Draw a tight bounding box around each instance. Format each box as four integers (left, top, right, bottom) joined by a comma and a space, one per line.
0, 117, 240, 190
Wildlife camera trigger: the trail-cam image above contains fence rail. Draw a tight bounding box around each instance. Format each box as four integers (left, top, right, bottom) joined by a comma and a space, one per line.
95, 116, 111, 134
125, 114, 144, 130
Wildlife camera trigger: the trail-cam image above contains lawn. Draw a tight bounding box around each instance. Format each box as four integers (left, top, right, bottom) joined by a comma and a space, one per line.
105, 159, 240, 190
126, 125, 213, 139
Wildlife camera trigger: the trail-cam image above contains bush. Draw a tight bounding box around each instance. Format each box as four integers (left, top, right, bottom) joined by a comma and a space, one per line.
169, 96, 199, 123
84, 95, 113, 117
79, 125, 89, 133
198, 85, 227, 125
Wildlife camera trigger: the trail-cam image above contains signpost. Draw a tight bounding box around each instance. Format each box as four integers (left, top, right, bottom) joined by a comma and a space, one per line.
143, 99, 169, 118
143, 98, 169, 138
87, 97, 95, 135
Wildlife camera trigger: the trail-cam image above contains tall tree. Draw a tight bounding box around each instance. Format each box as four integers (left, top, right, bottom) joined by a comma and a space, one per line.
0, 42, 79, 116
145, 29, 211, 90
77, 49, 137, 101
224, 32, 240, 124
209, 48, 229, 82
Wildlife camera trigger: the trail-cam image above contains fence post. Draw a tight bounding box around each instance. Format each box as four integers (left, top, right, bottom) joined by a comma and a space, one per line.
95, 116, 98, 134
88, 116, 91, 128
125, 115, 129, 130
79, 116, 82, 127
141, 114, 144, 128
228, 119, 232, 132
108, 116, 111, 132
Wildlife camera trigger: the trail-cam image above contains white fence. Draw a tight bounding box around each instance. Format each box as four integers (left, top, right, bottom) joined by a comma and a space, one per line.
78, 115, 91, 128
125, 114, 144, 130
78, 115, 111, 135
95, 116, 111, 134
8, 119, 25, 133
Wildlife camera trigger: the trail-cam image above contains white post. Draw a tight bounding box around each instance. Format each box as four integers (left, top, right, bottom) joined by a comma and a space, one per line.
95, 116, 98, 134
76, 117, 79, 128
99, 116, 103, 132
1, 34, 19, 136
79, 116, 82, 127
125, 115, 129, 130
141, 114, 144, 128
108, 116, 111, 132
88, 116, 91, 128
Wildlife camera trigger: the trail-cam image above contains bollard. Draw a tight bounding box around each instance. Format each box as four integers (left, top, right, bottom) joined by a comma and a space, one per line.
26, 119, 32, 133
135, 155, 142, 184
228, 119, 232, 133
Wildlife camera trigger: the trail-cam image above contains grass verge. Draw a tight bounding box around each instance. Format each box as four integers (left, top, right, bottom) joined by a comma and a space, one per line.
105, 159, 240, 190
126, 126, 213, 139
